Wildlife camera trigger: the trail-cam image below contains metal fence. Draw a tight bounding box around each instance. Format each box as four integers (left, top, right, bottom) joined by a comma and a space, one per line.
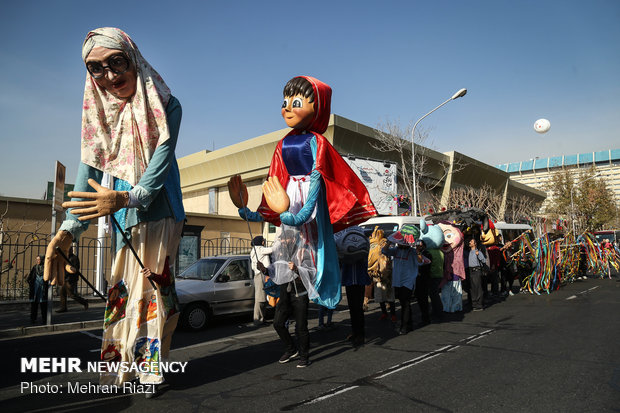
0, 231, 110, 301
0, 231, 50, 300
1, 233, 254, 300
78, 236, 112, 297
201, 237, 253, 257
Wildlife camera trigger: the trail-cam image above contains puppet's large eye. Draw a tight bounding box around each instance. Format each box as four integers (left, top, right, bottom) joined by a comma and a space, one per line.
292, 97, 303, 108
282, 99, 289, 109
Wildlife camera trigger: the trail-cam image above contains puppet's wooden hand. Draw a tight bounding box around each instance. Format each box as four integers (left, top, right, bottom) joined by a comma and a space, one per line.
227, 175, 249, 209
262, 176, 290, 214
63, 179, 129, 222
44, 230, 73, 286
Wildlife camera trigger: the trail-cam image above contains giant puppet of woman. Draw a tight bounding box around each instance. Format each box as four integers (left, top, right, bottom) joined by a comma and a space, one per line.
44, 28, 185, 389
228, 76, 376, 309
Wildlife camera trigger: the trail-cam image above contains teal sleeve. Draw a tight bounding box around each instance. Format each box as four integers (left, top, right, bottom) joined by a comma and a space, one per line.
131, 98, 182, 209
239, 207, 264, 222
279, 169, 321, 226
58, 162, 103, 240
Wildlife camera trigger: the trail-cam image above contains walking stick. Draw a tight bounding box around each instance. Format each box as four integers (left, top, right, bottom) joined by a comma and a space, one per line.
55, 247, 106, 302
110, 215, 157, 291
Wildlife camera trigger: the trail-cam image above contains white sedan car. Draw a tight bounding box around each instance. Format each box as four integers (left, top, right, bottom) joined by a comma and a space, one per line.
176, 255, 255, 330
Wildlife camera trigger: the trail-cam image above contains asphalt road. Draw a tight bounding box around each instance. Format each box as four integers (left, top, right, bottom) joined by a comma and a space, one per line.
1, 276, 619, 412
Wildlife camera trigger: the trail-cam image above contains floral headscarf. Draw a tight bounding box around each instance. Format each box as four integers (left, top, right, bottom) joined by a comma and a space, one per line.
81, 27, 171, 186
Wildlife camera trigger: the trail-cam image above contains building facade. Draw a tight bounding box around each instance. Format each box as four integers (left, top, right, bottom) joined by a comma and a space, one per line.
496, 149, 620, 213
179, 114, 546, 241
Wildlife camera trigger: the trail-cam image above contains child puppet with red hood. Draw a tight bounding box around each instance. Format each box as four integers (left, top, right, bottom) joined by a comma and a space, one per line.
228, 76, 377, 309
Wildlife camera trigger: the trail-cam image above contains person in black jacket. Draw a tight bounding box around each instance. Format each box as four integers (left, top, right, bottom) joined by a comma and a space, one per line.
27, 255, 48, 324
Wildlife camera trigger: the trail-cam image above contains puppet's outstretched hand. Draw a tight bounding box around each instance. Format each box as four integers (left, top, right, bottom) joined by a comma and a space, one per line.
262, 176, 289, 214
63, 179, 129, 222
228, 175, 249, 209
44, 230, 73, 286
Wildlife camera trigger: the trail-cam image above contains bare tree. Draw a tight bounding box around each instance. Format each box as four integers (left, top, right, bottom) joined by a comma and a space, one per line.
0, 200, 8, 259
370, 118, 460, 215
427, 184, 507, 221
504, 194, 542, 224
0, 203, 49, 276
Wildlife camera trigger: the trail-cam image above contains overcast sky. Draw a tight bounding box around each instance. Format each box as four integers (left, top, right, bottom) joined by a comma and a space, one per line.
1, 0, 619, 199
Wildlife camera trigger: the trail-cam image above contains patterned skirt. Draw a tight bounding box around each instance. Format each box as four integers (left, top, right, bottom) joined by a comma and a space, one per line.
100, 217, 183, 385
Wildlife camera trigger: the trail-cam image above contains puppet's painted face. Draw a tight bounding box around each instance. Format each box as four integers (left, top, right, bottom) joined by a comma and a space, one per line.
480, 227, 497, 246
86, 46, 137, 99
438, 223, 463, 252
281, 94, 315, 130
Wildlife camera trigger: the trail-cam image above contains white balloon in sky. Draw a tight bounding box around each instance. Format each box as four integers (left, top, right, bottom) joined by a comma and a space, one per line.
534, 118, 551, 134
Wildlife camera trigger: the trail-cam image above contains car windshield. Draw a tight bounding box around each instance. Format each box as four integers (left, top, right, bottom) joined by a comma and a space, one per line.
594, 233, 613, 243
359, 223, 400, 236
177, 258, 227, 280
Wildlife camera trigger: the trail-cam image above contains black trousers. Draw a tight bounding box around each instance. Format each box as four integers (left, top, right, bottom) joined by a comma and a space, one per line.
414, 273, 431, 323
345, 285, 365, 340
489, 270, 499, 295
416, 275, 443, 321
59, 277, 88, 310
273, 285, 309, 359
31, 301, 47, 323
395, 286, 413, 331
469, 267, 484, 309
429, 278, 443, 317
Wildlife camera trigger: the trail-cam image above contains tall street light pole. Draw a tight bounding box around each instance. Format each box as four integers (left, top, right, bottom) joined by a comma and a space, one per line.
570, 172, 601, 235
411, 88, 467, 216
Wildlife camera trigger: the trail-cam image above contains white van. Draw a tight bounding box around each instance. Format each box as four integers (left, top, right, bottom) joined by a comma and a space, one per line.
493, 222, 533, 243
358, 215, 433, 236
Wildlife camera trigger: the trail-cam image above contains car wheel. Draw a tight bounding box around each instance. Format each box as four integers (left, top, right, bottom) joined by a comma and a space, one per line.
183, 303, 210, 331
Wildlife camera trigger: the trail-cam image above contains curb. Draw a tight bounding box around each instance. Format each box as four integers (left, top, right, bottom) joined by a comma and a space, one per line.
0, 319, 102, 339
0, 297, 103, 311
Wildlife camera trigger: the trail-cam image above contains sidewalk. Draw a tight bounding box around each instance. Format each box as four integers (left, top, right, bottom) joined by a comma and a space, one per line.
0, 297, 106, 339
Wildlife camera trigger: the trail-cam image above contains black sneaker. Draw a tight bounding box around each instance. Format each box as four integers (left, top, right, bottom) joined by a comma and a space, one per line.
278, 350, 299, 364
352, 336, 365, 348
296, 358, 311, 368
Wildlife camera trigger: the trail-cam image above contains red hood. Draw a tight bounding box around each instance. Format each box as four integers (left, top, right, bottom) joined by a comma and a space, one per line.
292, 76, 331, 135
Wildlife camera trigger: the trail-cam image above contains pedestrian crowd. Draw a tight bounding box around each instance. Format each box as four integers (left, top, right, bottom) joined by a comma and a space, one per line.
249, 221, 539, 369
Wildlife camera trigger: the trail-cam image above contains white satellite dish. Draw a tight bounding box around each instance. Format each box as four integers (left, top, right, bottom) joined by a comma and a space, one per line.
534, 118, 551, 134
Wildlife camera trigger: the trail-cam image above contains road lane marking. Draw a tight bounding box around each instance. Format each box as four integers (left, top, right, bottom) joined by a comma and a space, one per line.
171, 330, 276, 353
81, 330, 103, 351
78, 325, 277, 353
284, 329, 494, 410
80, 331, 102, 340
567, 285, 600, 300
306, 386, 360, 404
